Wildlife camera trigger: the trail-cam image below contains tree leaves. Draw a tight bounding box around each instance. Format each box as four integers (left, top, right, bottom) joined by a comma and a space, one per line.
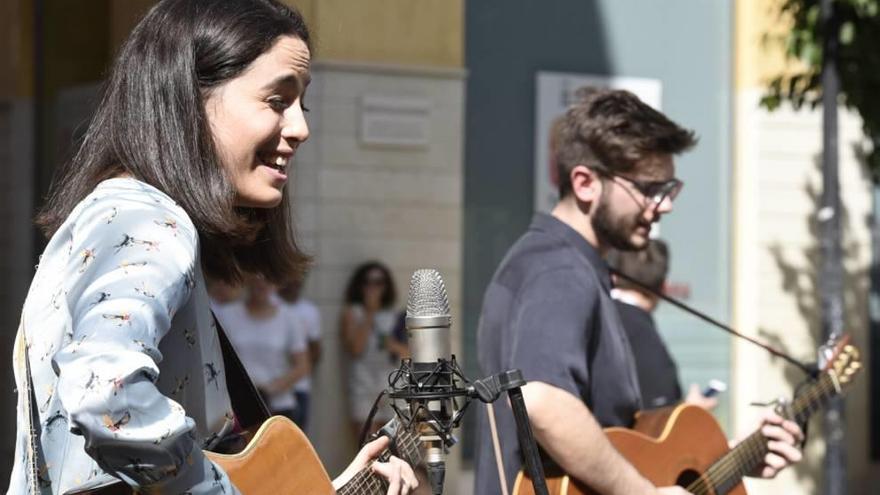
762, 0, 880, 180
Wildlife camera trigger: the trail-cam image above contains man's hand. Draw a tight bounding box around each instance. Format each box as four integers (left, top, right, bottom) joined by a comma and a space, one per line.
756, 411, 804, 478
332, 436, 419, 494
733, 410, 804, 479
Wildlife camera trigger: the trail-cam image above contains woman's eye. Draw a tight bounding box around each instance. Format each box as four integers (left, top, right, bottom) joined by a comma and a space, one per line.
301, 100, 310, 113
268, 97, 288, 111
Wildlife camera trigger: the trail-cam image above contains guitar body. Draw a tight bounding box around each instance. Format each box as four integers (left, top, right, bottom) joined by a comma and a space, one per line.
514, 404, 747, 495
67, 416, 335, 495
206, 416, 335, 494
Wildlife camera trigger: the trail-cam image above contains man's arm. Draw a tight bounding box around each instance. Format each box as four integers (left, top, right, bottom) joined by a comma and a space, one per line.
523, 381, 686, 495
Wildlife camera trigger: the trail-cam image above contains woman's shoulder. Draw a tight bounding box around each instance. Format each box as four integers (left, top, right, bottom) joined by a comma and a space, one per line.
71, 177, 197, 239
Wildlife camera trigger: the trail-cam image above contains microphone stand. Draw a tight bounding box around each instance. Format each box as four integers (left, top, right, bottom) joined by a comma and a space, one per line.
387, 357, 549, 495
471, 369, 549, 495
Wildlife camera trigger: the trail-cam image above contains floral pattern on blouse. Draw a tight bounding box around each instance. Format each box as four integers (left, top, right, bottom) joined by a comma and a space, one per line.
9, 178, 238, 494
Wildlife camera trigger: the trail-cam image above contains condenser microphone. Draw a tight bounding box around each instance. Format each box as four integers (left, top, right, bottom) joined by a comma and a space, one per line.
405, 269, 453, 495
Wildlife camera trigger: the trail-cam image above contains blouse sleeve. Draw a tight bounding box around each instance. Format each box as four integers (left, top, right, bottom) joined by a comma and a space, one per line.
52, 195, 239, 494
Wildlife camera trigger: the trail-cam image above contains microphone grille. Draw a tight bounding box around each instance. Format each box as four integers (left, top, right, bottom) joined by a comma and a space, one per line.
406, 269, 450, 318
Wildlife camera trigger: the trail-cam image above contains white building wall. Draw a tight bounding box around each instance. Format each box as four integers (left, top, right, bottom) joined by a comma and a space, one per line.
733, 90, 875, 494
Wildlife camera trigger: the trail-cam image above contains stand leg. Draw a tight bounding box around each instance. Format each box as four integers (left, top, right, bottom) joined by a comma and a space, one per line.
507, 386, 549, 495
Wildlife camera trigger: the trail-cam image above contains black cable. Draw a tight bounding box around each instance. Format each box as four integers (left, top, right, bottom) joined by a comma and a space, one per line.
359, 389, 388, 448
610, 267, 816, 377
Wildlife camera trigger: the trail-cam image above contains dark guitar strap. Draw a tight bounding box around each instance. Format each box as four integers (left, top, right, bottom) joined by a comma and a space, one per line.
213, 313, 272, 430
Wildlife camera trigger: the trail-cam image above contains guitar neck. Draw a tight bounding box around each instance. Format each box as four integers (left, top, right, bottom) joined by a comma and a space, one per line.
689, 370, 841, 495
337, 465, 388, 495
338, 422, 422, 495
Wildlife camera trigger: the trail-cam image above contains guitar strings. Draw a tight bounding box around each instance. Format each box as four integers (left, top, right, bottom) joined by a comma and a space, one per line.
699, 349, 856, 493
686, 376, 836, 495
692, 377, 833, 494
687, 377, 830, 494
339, 423, 423, 495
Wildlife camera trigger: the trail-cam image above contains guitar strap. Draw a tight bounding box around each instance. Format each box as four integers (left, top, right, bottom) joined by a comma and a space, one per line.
18, 320, 44, 495
213, 313, 272, 431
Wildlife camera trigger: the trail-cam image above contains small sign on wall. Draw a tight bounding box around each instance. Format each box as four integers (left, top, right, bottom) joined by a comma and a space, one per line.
360, 95, 432, 149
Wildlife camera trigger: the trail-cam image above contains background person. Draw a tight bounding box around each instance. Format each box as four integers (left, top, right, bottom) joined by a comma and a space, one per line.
212, 276, 310, 422
607, 239, 718, 410
277, 277, 323, 431
340, 261, 404, 443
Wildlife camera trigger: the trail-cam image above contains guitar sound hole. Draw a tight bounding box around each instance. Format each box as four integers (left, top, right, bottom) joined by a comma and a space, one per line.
676, 469, 701, 488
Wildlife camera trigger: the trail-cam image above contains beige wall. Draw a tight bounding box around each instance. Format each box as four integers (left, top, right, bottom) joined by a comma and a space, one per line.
733, 0, 876, 493
289, 0, 463, 68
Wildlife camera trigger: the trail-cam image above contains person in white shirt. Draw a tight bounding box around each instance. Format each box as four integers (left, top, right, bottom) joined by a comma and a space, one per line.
277, 278, 322, 431
212, 276, 309, 420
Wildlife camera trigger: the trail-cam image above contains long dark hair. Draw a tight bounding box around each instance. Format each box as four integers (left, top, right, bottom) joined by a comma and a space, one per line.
37, 0, 312, 284
344, 261, 397, 309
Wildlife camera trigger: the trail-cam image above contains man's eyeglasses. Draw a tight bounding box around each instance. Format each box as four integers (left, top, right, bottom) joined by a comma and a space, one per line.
595, 167, 684, 215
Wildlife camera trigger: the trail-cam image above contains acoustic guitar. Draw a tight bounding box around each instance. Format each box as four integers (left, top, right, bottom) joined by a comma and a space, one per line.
66, 415, 422, 495
513, 338, 861, 495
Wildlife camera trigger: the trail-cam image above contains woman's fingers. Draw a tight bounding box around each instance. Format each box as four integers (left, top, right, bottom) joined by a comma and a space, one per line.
371, 456, 418, 495
357, 435, 390, 464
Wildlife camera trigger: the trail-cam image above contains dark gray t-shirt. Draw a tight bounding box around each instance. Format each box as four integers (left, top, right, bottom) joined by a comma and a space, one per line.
474, 213, 643, 495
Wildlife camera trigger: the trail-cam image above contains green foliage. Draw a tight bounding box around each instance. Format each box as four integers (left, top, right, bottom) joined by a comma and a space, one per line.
761, 0, 880, 180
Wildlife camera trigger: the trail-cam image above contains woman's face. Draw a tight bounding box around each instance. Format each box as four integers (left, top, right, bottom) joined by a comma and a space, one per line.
205, 35, 311, 208
363, 268, 388, 306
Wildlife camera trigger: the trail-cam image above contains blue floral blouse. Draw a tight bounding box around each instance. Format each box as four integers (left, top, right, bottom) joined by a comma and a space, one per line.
9, 178, 239, 494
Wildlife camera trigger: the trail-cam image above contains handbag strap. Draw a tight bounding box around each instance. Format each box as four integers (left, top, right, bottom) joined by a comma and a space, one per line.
213, 313, 272, 430
17, 322, 43, 494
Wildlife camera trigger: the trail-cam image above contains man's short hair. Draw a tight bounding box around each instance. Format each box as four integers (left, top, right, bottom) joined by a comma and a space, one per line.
607, 239, 669, 293
556, 87, 697, 198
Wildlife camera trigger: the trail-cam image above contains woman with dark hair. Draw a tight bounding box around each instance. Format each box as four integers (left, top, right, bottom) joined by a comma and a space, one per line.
9, 1, 417, 493
340, 261, 407, 443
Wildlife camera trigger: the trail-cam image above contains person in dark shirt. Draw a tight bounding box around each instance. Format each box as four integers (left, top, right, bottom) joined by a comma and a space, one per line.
607, 239, 717, 410
475, 88, 804, 495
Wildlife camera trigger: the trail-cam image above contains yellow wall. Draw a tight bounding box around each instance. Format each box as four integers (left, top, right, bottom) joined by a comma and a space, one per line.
288, 0, 464, 67
0, 0, 34, 99
107, 1, 464, 69
734, 0, 802, 90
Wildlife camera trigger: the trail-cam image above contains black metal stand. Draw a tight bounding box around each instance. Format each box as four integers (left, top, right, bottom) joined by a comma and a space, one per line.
387, 359, 549, 495
470, 370, 550, 495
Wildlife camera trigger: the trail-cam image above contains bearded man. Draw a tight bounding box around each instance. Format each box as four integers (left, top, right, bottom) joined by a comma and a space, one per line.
475, 88, 804, 495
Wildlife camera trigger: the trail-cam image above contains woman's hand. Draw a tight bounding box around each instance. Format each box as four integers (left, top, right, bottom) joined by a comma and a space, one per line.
332, 436, 419, 494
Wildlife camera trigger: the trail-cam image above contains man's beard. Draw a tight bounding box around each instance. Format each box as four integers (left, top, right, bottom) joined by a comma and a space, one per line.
591, 193, 648, 251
